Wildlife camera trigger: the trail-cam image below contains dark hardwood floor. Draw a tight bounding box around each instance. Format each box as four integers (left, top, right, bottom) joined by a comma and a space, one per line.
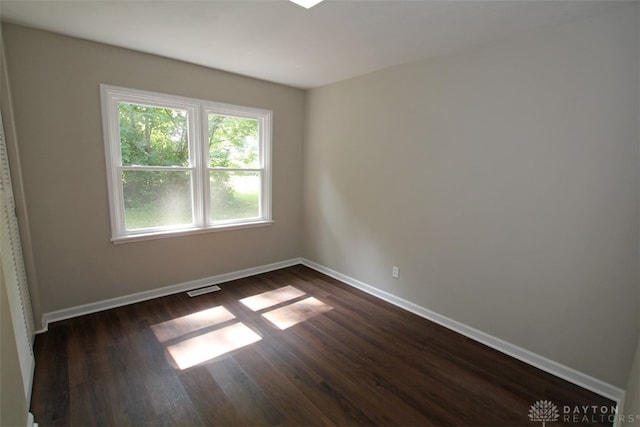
31, 265, 615, 426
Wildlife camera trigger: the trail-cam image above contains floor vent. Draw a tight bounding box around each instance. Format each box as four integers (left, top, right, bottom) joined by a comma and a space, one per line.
187, 285, 222, 297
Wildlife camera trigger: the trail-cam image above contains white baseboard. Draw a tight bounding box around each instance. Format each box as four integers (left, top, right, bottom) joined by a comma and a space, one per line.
300, 258, 625, 404
613, 395, 625, 427
27, 412, 36, 427
39, 258, 302, 332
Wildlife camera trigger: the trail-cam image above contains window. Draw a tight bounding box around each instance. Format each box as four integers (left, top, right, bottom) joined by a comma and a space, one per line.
100, 85, 272, 242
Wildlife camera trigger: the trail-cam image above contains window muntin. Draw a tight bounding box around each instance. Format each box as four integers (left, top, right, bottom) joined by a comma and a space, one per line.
101, 85, 272, 242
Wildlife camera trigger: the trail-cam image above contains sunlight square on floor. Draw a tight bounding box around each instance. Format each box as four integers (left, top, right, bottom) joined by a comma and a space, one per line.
239, 285, 306, 311
151, 306, 236, 343
165, 322, 261, 370
262, 297, 332, 330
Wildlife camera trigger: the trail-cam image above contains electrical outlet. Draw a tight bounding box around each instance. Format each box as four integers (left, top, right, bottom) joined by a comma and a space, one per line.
392, 266, 399, 279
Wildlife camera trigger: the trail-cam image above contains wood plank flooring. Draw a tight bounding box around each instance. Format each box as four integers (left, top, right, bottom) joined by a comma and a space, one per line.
30, 265, 615, 426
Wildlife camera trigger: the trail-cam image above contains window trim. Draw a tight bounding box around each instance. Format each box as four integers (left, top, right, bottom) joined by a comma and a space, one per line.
100, 84, 273, 243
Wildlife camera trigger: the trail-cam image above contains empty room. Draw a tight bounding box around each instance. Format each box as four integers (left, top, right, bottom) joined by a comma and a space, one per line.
1, 0, 639, 426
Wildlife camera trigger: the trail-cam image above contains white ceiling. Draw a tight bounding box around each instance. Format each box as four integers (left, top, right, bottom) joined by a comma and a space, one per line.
0, 0, 630, 89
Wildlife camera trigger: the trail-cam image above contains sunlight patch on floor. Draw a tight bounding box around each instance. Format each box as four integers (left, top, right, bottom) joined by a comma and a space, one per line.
166, 322, 261, 370
239, 285, 306, 311
153, 287, 332, 369
151, 306, 236, 343
262, 297, 333, 330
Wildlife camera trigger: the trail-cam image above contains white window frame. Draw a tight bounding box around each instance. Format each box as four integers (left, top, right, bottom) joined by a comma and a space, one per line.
100, 84, 273, 243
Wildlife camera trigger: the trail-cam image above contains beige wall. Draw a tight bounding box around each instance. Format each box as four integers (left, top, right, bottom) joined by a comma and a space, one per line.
303, 4, 639, 387
2, 24, 305, 316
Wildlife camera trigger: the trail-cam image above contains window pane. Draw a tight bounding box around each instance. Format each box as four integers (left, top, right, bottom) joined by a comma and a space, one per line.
122, 170, 193, 229
210, 171, 260, 222
119, 103, 189, 167
208, 115, 259, 168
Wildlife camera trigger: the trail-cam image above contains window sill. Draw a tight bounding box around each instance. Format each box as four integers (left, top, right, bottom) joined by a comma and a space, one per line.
111, 220, 274, 244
